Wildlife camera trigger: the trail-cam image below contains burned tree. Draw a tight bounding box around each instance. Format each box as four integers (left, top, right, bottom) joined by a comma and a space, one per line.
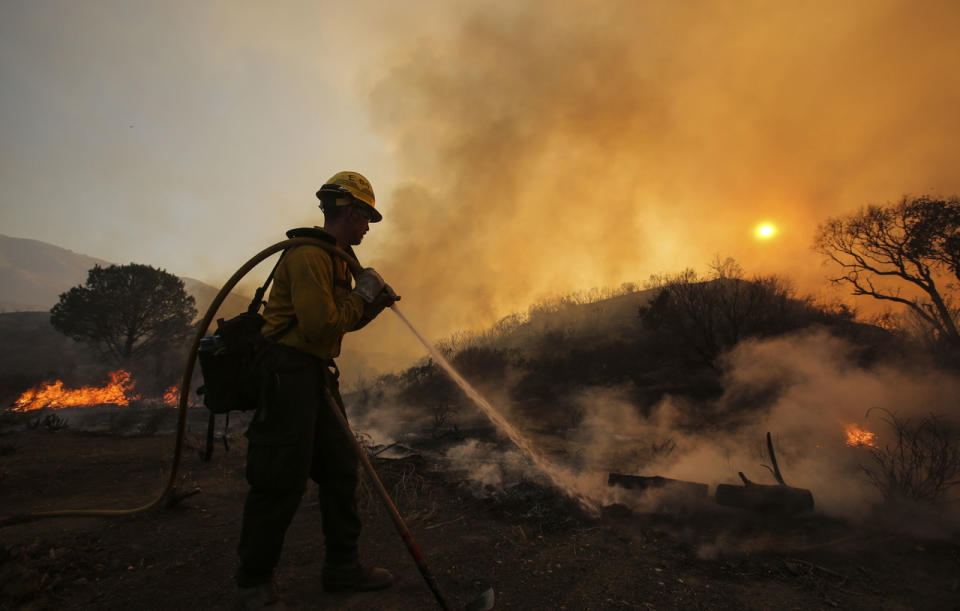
715, 433, 815, 515
50, 263, 197, 365
814, 196, 960, 346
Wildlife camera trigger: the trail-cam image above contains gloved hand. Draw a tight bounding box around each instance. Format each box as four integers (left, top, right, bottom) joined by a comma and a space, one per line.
353, 268, 400, 328
352, 268, 385, 303
361, 284, 401, 322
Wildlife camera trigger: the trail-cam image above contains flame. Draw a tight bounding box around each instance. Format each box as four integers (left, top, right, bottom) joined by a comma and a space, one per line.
12, 370, 141, 412
844, 423, 877, 448
163, 385, 179, 407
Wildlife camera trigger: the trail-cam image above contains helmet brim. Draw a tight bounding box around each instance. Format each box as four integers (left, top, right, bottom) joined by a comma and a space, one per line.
316, 186, 382, 222
356, 201, 383, 223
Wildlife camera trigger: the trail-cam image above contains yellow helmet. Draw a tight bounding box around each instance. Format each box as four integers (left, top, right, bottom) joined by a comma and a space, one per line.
316, 171, 381, 222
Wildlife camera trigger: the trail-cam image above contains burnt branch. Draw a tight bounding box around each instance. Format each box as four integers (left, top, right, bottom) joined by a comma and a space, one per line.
766, 432, 787, 486
861, 408, 960, 504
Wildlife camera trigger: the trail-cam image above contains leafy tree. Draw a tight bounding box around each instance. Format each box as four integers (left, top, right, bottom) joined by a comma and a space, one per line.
50, 264, 197, 364
814, 196, 960, 345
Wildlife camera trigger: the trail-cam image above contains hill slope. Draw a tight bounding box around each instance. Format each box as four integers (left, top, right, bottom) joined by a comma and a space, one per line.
0, 311, 89, 376
0, 235, 111, 311
0, 234, 250, 316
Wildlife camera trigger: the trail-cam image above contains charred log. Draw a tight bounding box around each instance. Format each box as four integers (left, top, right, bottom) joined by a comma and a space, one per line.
715, 432, 814, 515
607, 473, 709, 498
715, 482, 814, 514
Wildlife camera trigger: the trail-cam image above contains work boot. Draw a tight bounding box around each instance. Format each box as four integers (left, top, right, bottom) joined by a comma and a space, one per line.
234, 580, 285, 610
321, 563, 394, 592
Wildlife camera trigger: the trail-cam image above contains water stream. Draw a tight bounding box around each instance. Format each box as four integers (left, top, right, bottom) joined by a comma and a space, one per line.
390, 305, 598, 513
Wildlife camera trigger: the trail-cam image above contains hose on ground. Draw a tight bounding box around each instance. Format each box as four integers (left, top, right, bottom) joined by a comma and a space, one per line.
0, 237, 363, 529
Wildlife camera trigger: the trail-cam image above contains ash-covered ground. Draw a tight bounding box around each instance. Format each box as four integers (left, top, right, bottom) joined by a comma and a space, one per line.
1, 403, 958, 610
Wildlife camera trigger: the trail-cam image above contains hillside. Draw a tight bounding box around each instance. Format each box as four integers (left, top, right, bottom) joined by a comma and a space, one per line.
0, 312, 93, 401
0, 235, 111, 312
353, 278, 891, 444
0, 234, 250, 317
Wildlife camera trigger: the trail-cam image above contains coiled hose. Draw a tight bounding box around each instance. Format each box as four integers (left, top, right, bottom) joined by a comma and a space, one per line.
0, 237, 363, 528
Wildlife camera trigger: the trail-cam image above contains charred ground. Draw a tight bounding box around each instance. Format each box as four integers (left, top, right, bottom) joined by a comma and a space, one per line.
1, 423, 958, 610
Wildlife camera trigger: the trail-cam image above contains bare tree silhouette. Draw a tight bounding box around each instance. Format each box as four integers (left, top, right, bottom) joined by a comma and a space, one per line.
814, 196, 960, 345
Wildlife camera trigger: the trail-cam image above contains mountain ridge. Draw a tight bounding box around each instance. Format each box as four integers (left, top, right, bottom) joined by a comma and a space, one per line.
0, 233, 250, 317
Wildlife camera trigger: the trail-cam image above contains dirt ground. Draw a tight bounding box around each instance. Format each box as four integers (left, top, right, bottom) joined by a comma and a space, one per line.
1, 424, 959, 610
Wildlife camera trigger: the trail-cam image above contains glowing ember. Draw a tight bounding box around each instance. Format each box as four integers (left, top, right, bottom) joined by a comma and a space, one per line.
12, 370, 140, 412
163, 385, 179, 407
844, 423, 877, 448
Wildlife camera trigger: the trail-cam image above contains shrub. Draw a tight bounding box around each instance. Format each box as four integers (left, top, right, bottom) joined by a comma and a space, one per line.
397, 360, 457, 408
430, 404, 460, 439
451, 346, 510, 380
640, 259, 854, 371
861, 408, 960, 504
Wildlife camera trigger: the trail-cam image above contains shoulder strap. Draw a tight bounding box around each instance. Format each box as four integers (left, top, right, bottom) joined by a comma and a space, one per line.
258, 250, 297, 343
247, 250, 288, 314
342, 245, 361, 280
255, 233, 366, 341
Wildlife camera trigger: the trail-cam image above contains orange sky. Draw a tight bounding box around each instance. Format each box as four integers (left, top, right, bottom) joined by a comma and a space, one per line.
351, 1, 960, 364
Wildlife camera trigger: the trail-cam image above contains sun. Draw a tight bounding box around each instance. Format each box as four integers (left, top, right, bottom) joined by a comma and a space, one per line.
755, 223, 777, 240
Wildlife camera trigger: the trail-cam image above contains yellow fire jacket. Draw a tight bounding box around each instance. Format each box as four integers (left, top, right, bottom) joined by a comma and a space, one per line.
260, 235, 365, 360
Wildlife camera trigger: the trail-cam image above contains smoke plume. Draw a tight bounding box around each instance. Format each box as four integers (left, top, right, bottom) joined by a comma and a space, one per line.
353, 0, 960, 365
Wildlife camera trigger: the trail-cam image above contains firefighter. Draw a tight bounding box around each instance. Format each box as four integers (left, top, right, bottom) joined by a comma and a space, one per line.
235, 171, 398, 608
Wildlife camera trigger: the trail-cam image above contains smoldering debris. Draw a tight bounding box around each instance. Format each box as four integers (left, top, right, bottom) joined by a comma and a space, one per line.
443, 439, 527, 491
353, 327, 960, 538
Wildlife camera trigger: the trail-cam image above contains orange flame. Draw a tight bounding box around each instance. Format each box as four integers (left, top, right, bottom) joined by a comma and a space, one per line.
844, 423, 877, 448
163, 385, 179, 407
12, 370, 141, 412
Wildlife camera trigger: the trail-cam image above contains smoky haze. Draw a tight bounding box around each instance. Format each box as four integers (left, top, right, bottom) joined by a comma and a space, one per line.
352, 0, 960, 363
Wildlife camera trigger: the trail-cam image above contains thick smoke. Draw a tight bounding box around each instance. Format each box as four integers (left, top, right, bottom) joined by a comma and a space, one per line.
351, 0, 960, 366
665, 332, 953, 505
342, 2, 960, 534
561, 330, 959, 528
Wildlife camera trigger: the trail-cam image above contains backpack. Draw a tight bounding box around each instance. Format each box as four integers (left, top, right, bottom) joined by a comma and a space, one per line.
196, 310, 271, 415
195, 228, 352, 459
195, 252, 291, 459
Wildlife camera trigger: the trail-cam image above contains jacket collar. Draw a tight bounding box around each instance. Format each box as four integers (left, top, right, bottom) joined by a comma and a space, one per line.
285, 227, 359, 263
286, 226, 336, 244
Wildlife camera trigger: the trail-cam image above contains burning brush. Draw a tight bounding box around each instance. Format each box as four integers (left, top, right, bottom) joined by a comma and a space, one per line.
10, 371, 180, 412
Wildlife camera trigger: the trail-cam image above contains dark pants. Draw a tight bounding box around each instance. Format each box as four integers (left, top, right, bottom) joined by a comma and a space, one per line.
236, 344, 361, 587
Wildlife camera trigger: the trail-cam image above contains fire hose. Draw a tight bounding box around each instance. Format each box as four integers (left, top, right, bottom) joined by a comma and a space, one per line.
0, 237, 494, 611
